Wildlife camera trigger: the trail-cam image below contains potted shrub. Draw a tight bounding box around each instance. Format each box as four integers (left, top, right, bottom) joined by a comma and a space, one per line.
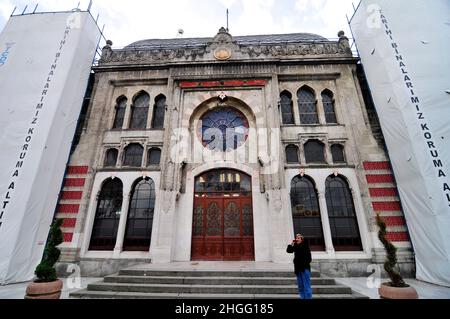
376, 213, 418, 299
25, 219, 64, 299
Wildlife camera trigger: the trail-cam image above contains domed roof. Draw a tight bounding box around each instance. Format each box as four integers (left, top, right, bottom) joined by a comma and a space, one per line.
125, 32, 329, 50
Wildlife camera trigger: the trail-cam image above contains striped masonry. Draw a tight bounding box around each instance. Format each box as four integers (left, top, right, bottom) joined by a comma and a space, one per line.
363, 162, 410, 243
57, 166, 88, 243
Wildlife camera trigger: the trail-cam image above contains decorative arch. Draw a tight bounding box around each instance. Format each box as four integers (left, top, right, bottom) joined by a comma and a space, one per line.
325, 174, 363, 251
297, 86, 318, 124
147, 147, 162, 166
331, 144, 345, 163
321, 89, 337, 124
112, 96, 127, 129
123, 177, 156, 251
285, 144, 299, 163
304, 139, 326, 163
123, 143, 144, 167
290, 175, 325, 251
89, 178, 123, 250
280, 90, 294, 125
129, 91, 150, 129
104, 148, 118, 167
151, 94, 166, 129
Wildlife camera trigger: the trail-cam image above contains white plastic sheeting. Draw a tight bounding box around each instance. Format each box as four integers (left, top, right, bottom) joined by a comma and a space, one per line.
0, 11, 100, 284
350, 0, 450, 286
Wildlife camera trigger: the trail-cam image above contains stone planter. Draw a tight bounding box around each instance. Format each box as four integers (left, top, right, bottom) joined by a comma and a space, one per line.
25, 279, 63, 299
379, 282, 418, 299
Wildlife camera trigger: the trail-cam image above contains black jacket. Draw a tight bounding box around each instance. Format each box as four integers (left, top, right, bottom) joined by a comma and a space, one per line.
286, 241, 312, 274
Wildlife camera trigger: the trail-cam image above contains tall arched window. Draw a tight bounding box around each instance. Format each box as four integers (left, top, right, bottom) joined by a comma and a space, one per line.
151, 94, 166, 129
129, 91, 150, 129
331, 144, 346, 163
104, 148, 118, 167
113, 96, 127, 129
123, 178, 156, 251
89, 178, 123, 250
123, 143, 144, 167
280, 91, 294, 125
290, 175, 325, 251
325, 175, 363, 251
304, 140, 325, 163
147, 148, 161, 166
286, 145, 299, 163
297, 86, 319, 124
322, 89, 337, 124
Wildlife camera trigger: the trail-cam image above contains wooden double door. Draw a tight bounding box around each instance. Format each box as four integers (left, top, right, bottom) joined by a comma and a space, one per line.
191, 195, 255, 261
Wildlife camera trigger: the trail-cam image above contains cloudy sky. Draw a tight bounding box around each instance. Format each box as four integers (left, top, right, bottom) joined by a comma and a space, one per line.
0, 0, 358, 48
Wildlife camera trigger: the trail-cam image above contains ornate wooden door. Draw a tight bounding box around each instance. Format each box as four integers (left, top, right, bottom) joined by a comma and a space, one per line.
191, 169, 254, 261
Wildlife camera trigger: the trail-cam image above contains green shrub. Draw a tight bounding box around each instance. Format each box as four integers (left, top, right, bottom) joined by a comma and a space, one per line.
34, 219, 63, 283
376, 213, 409, 288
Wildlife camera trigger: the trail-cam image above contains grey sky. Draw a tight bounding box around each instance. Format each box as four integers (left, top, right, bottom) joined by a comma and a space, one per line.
0, 0, 359, 48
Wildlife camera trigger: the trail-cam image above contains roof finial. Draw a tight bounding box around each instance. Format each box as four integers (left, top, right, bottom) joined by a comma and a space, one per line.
226, 8, 229, 32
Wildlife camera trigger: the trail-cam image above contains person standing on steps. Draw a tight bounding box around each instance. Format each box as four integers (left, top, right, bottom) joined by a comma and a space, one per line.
286, 233, 312, 299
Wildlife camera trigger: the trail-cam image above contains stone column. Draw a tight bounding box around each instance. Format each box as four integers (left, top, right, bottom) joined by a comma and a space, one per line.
316, 96, 326, 125
113, 192, 131, 257
317, 191, 335, 254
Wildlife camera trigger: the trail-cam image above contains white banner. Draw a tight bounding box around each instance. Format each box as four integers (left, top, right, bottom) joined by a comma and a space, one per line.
0, 11, 100, 284
350, 0, 450, 286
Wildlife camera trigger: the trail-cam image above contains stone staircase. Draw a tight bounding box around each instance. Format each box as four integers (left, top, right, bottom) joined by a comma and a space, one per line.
70, 267, 368, 299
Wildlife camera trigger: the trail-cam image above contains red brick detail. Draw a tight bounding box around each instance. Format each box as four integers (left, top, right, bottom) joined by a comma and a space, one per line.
366, 174, 394, 184
67, 166, 88, 175
180, 82, 200, 88
224, 80, 245, 86
63, 233, 73, 242
57, 204, 80, 214
200, 81, 222, 87
380, 216, 406, 227
386, 232, 409, 242
62, 218, 77, 228
61, 191, 83, 200
372, 201, 401, 211
363, 162, 391, 171
64, 178, 85, 188
369, 188, 398, 197
246, 79, 267, 86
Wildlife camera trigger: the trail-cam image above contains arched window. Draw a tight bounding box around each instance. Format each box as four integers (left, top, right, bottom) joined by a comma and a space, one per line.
147, 148, 161, 166
290, 175, 325, 251
113, 96, 127, 129
151, 94, 166, 129
297, 86, 319, 124
129, 91, 150, 129
104, 148, 118, 167
322, 89, 337, 124
325, 175, 363, 251
123, 178, 156, 251
89, 178, 123, 250
331, 144, 346, 163
304, 140, 325, 163
123, 143, 144, 167
200, 107, 249, 152
286, 145, 299, 163
280, 91, 294, 125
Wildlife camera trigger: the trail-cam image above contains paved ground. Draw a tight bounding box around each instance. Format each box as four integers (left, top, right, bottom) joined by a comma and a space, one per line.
1, 262, 449, 299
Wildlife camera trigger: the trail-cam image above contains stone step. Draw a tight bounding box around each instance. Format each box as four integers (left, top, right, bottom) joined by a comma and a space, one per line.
86, 282, 353, 295
104, 275, 336, 286
118, 269, 320, 278
70, 290, 368, 299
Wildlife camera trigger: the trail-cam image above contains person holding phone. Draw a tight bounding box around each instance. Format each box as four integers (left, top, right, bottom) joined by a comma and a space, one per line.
286, 233, 312, 299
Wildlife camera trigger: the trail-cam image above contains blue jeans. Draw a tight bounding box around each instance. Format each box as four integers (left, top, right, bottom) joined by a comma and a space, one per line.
296, 269, 312, 299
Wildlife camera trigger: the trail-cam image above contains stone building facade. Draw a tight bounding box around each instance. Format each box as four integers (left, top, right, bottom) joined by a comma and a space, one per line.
56, 28, 415, 277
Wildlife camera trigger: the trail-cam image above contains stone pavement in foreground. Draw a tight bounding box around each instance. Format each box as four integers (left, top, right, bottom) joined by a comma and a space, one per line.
1, 262, 449, 299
